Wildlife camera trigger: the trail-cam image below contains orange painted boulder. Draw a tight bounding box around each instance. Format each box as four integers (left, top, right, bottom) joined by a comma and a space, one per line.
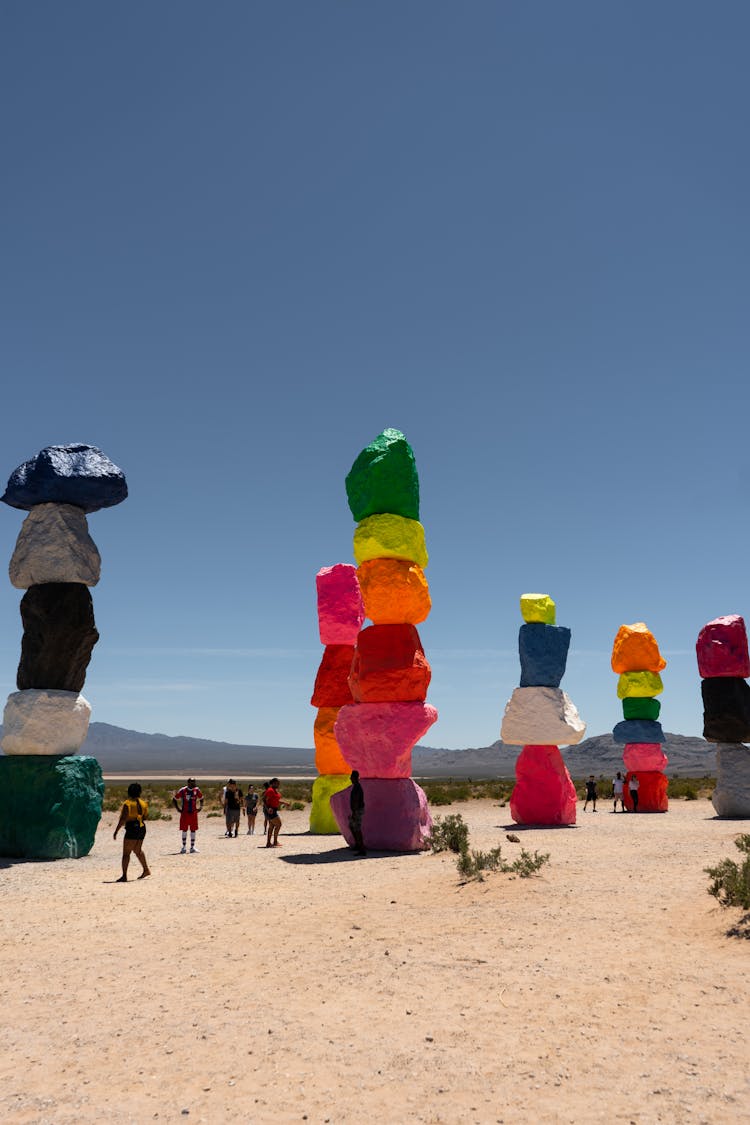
356, 558, 431, 625
348, 624, 431, 703
310, 645, 355, 708
510, 744, 577, 826
623, 770, 668, 813
313, 707, 351, 774
611, 623, 666, 673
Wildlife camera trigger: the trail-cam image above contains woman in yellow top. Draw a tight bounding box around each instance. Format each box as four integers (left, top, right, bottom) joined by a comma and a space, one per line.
113, 782, 151, 881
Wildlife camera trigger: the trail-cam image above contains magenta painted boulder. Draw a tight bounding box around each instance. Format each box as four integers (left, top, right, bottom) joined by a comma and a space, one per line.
330, 778, 432, 851
316, 564, 365, 645
334, 701, 438, 777
696, 615, 750, 679
510, 744, 577, 826
622, 742, 669, 771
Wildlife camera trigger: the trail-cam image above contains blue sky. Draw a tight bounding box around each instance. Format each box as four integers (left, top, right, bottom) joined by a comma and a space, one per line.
1, 2, 748, 750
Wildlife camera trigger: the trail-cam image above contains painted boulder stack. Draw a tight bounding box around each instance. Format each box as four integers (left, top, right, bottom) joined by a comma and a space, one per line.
0, 444, 127, 858
309, 564, 364, 833
330, 429, 435, 851
501, 594, 585, 825
696, 615, 750, 817
611, 622, 668, 812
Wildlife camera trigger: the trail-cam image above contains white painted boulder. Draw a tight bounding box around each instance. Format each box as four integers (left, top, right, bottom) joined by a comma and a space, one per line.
500, 686, 586, 746
9, 503, 101, 588
711, 743, 750, 817
1, 689, 92, 755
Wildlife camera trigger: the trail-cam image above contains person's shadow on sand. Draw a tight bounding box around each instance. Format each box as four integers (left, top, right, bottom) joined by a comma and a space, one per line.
497, 822, 578, 831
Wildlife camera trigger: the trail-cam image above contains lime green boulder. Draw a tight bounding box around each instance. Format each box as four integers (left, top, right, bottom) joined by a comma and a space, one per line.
520, 593, 556, 624
345, 429, 419, 522
617, 670, 664, 699
309, 774, 351, 834
353, 513, 428, 568
0, 754, 104, 858
623, 696, 661, 720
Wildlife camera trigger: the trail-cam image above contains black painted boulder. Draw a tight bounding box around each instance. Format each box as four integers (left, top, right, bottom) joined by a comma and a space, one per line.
17, 583, 99, 692
702, 677, 750, 743
0, 755, 104, 858
2, 444, 128, 513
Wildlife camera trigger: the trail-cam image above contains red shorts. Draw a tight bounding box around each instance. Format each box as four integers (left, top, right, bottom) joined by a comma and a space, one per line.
180, 811, 199, 832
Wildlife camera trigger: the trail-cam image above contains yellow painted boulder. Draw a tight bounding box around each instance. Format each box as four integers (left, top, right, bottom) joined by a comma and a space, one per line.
309, 774, 351, 834
357, 558, 431, 625
520, 593, 556, 624
617, 670, 664, 699
353, 513, 428, 569
313, 707, 351, 774
611, 622, 666, 673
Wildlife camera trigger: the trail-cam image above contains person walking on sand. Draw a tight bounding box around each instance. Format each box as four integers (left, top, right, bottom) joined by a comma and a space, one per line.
628, 773, 640, 812
173, 777, 203, 853
245, 785, 259, 834
265, 778, 290, 847
224, 779, 242, 837
612, 771, 626, 813
348, 769, 366, 855
113, 782, 151, 882
583, 775, 598, 812
261, 782, 270, 833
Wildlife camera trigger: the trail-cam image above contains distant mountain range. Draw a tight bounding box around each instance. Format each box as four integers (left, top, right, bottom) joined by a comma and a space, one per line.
0, 722, 717, 779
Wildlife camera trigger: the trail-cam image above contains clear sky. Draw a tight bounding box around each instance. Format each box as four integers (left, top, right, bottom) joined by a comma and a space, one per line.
1, 2, 748, 750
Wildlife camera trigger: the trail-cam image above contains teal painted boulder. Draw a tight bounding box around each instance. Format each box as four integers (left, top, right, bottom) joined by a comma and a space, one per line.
0, 754, 104, 858
345, 428, 419, 522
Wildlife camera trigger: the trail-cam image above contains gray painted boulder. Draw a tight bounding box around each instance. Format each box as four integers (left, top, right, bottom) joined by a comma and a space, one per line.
17, 583, 99, 692
2, 689, 92, 755
2, 444, 128, 513
500, 686, 586, 746
9, 503, 101, 587
0, 754, 104, 858
711, 743, 750, 818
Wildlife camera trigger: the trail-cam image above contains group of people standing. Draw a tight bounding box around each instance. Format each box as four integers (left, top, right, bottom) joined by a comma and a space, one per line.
219, 778, 289, 844
583, 772, 641, 813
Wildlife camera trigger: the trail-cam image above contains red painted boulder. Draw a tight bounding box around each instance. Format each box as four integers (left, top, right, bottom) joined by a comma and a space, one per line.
330, 778, 432, 851
310, 645, 355, 708
622, 743, 669, 772
334, 700, 438, 777
348, 624, 431, 703
316, 564, 365, 645
623, 770, 668, 812
510, 744, 577, 826
696, 615, 750, 679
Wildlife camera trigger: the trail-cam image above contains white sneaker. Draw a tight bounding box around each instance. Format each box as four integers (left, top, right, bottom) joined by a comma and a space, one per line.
190, 846, 198, 853
180, 845, 186, 853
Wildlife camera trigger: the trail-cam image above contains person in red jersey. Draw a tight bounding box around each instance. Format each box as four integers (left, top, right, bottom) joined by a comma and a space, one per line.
264, 778, 290, 847
172, 778, 204, 853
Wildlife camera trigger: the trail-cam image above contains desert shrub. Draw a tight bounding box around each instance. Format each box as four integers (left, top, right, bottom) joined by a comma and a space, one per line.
456, 846, 506, 880
289, 800, 305, 811
429, 814, 470, 854
705, 835, 750, 910
511, 849, 551, 878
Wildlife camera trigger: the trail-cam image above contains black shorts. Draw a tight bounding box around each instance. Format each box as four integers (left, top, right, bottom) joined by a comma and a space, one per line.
124, 822, 146, 841
267, 809, 279, 820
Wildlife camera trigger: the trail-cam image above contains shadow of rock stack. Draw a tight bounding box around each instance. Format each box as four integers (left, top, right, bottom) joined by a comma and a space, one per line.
329, 428, 436, 851
309, 564, 364, 832
696, 614, 750, 817
501, 593, 585, 826
0, 444, 127, 858
611, 622, 669, 813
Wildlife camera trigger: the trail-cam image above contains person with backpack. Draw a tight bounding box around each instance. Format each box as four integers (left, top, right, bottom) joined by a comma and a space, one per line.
113, 782, 151, 881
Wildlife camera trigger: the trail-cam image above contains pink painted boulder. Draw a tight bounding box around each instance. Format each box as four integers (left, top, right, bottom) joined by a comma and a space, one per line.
316, 564, 365, 645
330, 778, 432, 851
510, 744, 577, 826
623, 742, 669, 772
696, 615, 750, 679
334, 701, 438, 777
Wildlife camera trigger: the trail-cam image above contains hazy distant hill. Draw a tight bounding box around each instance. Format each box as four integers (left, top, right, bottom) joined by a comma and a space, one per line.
0, 722, 717, 779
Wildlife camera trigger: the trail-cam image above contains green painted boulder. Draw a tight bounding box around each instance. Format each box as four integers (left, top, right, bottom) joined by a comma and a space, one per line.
345, 428, 419, 522
0, 754, 104, 858
622, 696, 661, 720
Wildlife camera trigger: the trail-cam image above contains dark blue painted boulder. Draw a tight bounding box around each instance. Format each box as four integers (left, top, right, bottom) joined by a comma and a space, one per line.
2, 444, 128, 512
519, 623, 571, 688
612, 719, 665, 744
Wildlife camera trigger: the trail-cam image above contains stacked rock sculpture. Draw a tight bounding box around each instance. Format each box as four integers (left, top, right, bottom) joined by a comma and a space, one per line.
0, 444, 127, 858
501, 593, 585, 825
611, 622, 668, 812
696, 614, 750, 817
309, 563, 364, 833
329, 429, 436, 851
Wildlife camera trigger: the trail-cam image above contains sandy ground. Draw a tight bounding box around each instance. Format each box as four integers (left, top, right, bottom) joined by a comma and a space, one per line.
1, 798, 749, 1125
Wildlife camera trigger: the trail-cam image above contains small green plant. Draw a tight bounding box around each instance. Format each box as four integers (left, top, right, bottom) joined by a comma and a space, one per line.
456, 846, 506, 880
429, 813, 550, 882
289, 800, 305, 811
429, 814, 470, 854
510, 849, 551, 878
705, 835, 750, 910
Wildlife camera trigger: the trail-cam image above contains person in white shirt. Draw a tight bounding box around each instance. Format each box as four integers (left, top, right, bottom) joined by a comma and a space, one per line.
612, 771, 626, 813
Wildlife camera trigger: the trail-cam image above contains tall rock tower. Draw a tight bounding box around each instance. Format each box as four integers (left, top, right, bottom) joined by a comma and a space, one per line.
0, 444, 127, 858
696, 614, 750, 817
611, 622, 668, 812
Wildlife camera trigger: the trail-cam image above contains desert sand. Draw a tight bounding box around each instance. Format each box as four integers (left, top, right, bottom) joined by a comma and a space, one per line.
1, 798, 748, 1125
